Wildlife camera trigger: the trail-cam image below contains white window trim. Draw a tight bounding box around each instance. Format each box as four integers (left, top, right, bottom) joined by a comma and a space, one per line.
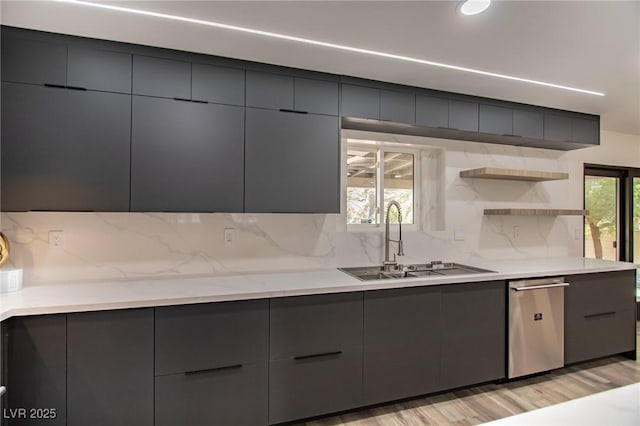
346, 142, 422, 232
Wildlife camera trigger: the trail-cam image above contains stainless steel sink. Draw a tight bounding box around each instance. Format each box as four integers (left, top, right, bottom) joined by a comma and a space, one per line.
339, 262, 494, 281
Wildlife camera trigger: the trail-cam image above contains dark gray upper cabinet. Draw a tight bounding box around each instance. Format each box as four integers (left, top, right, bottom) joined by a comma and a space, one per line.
1, 82, 131, 211
132, 55, 191, 99
1, 35, 67, 85
67, 47, 132, 93
191, 63, 244, 105
513, 108, 543, 139
364, 286, 442, 405
341, 84, 380, 119
441, 281, 505, 390
67, 309, 154, 426
415, 95, 449, 128
294, 77, 339, 115
155, 300, 268, 376
269, 293, 363, 424
130, 96, 244, 212
244, 108, 340, 213
479, 104, 513, 135
565, 270, 636, 364
246, 71, 294, 110
380, 89, 415, 123
5, 315, 67, 426
544, 113, 573, 142
572, 117, 599, 144
449, 100, 479, 131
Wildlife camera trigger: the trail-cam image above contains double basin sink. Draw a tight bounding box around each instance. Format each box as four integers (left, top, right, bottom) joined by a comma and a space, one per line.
339, 262, 494, 281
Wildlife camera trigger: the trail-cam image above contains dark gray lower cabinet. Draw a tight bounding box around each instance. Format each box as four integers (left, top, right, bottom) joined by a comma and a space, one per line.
364, 286, 441, 405
1, 82, 131, 211
131, 96, 244, 212
565, 270, 636, 364
269, 293, 363, 424
67, 309, 153, 426
5, 315, 66, 426
154, 300, 269, 426
441, 281, 505, 389
244, 108, 340, 213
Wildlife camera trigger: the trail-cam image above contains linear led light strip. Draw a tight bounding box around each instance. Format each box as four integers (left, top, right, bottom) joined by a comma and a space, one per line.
54, 0, 604, 97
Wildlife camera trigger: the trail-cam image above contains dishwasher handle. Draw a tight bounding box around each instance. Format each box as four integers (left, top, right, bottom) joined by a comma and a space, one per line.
511, 282, 570, 291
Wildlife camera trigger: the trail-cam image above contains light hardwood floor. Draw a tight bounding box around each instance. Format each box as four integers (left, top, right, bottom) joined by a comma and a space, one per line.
304, 324, 640, 426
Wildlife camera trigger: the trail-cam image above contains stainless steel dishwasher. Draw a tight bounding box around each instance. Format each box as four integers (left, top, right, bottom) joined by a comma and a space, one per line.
509, 277, 569, 378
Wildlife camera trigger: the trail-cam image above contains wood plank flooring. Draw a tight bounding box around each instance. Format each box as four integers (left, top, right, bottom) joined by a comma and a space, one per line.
303, 323, 640, 426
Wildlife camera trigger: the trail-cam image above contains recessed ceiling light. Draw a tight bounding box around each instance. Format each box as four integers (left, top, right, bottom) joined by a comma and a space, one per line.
458, 0, 492, 16
53, 0, 604, 97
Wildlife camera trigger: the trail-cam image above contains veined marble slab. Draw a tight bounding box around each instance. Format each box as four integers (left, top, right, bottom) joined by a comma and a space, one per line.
0, 257, 635, 321
482, 383, 640, 425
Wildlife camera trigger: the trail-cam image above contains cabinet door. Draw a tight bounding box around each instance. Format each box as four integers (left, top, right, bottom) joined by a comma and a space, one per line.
244, 108, 340, 213
572, 117, 599, 145
67, 309, 153, 426
5, 315, 66, 426
1, 35, 67, 86
132, 55, 191, 99
479, 104, 512, 135
565, 271, 636, 364
513, 109, 543, 139
364, 286, 441, 405
246, 71, 293, 110
544, 112, 573, 142
67, 47, 132, 93
1, 83, 131, 211
415, 95, 449, 128
449, 100, 479, 131
269, 293, 363, 424
380, 89, 415, 123
155, 300, 268, 376
441, 281, 505, 389
131, 96, 244, 212
341, 84, 380, 119
294, 77, 339, 115
191, 63, 244, 105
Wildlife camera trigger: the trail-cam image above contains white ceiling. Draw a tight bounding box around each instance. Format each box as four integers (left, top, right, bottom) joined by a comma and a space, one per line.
2, 0, 639, 135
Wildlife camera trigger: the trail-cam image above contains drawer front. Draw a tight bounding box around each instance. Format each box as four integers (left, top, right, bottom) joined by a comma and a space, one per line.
341, 84, 379, 120
269, 349, 362, 424
565, 309, 635, 364
270, 292, 363, 360
245, 71, 293, 110
155, 300, 268, 375
294, 77, 339, 115
566, 270, 636, 317
132, 55, 191, 99
155, 363, 268, 426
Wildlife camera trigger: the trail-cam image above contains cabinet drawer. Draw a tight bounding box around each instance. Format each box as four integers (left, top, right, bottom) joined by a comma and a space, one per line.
246, 71, 293, 110
155, 300, 268, 376
155, 363, 268, 426
133, 55, 191, 99
269, 349, 362, 424
1, 35, 67, 85
565, 309, 635, 364
270, 292, 363, 360
566, 270, 636, 316
191, 63, 244, 106
67, 47, 132, 93
295, 77, 339, 115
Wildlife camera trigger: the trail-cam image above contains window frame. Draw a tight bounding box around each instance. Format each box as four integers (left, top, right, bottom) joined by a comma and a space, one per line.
346, 141, 421, 232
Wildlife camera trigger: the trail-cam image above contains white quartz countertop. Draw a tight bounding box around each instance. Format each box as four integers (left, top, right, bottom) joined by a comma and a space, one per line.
0, 257, 636, 321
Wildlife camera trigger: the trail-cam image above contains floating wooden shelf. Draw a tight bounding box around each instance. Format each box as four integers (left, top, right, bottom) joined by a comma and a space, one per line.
484, 209, 588, 216
460, 167, 569, 182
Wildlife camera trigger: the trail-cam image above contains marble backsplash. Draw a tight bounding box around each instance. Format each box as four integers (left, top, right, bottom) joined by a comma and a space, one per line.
0, 132, 586, 285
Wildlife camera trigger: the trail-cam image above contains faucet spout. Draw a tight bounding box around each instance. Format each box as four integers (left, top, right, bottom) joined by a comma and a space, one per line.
384, 200, 404, 271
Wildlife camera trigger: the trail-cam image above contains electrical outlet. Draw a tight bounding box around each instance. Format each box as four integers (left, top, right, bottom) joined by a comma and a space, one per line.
513, 226, 520, 240
49, 230, 64, 249
224, 228, 235, 247
7, 270, 21, 292
574, 228, 582, 240
453, 228, 465, 241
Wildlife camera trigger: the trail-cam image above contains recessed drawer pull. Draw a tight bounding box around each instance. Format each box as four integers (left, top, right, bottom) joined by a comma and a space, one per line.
293, 351, 342, 361
173, 97, 192, 103
184, 364, 243, 375
192, 99, 209, 104
44, 83, 66, 89
66, 85, 87, 91
279, 108, 309, 115
511, 282, 570, 291
584, 311, 616, 319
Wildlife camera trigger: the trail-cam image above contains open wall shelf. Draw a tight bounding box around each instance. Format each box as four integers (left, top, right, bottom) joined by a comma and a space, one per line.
460, 167, 569, 182
484, 209, 588, 216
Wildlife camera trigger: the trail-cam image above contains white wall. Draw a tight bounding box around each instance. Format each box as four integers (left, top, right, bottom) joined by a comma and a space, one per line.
5, 129, 625, 285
